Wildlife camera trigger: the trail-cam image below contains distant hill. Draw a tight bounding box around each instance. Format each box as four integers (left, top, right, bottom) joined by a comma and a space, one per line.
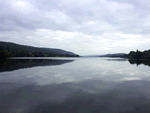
82, 53, 127, 57
0, 41, 79, 58
81, 55, 100, 57
99, 53, 127, 57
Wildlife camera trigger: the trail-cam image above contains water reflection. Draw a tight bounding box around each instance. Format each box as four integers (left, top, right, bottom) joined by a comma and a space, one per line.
106, 58, 150, 66
106, 58, 128, 61
0, 58, 150, 85
128, 59, 150, 67
0, 58, 150, 113
0, 80, 150, 113
0, 59, 74, 72
106, 58, 150, 67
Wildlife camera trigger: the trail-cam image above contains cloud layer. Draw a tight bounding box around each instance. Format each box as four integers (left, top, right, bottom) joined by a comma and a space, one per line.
1, 0, 150, 55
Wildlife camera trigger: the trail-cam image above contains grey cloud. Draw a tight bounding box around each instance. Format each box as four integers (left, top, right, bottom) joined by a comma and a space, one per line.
110, 0, 150, 10
1, 0, 150, 35
1, 0, 150, 55
0, 1, 35, 31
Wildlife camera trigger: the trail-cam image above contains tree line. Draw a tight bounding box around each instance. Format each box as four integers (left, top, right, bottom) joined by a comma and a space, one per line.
126, 49, 150, 59
99, 49, 150, 60
0, 48, 79, 58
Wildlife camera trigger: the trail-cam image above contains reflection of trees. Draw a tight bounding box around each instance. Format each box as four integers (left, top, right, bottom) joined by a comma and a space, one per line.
128, 59, 150, 67
106, 59, 127, 61
0, 59, 74, 72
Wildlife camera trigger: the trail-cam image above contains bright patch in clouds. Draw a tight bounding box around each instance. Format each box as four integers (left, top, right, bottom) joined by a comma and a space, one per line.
16, 1, 26, 7
1, 0, 150, 55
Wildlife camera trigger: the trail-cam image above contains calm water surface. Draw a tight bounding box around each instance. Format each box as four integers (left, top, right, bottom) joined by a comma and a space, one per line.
0, 57, 150, 113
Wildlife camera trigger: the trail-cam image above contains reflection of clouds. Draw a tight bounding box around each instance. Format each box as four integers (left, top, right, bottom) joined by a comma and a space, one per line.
0, 58, 150, 85
119, 77, 141, 81
129, 72, 135, 75
1, 80, 150, 113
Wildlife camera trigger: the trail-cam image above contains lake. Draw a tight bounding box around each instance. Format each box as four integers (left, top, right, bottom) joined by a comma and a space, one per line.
0, 57, 150, 113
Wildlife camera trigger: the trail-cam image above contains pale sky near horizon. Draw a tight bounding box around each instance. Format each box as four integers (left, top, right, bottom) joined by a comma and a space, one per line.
0, 0, 150, 55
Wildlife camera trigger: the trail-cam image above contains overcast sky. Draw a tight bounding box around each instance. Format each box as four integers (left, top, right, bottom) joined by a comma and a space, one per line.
0, 0, 150, 55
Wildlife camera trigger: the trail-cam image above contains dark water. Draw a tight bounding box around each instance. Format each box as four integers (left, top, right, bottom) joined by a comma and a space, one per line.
0, 57, 150, 113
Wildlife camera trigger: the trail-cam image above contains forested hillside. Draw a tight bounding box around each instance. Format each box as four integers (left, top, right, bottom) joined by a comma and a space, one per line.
0, 41, 79, 58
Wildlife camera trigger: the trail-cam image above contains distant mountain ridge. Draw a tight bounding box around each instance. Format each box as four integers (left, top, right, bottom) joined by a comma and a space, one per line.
0, 41, 79, 57
81, 55, 100, 57
99, 53, 127, 57
82, 53, 127, 57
